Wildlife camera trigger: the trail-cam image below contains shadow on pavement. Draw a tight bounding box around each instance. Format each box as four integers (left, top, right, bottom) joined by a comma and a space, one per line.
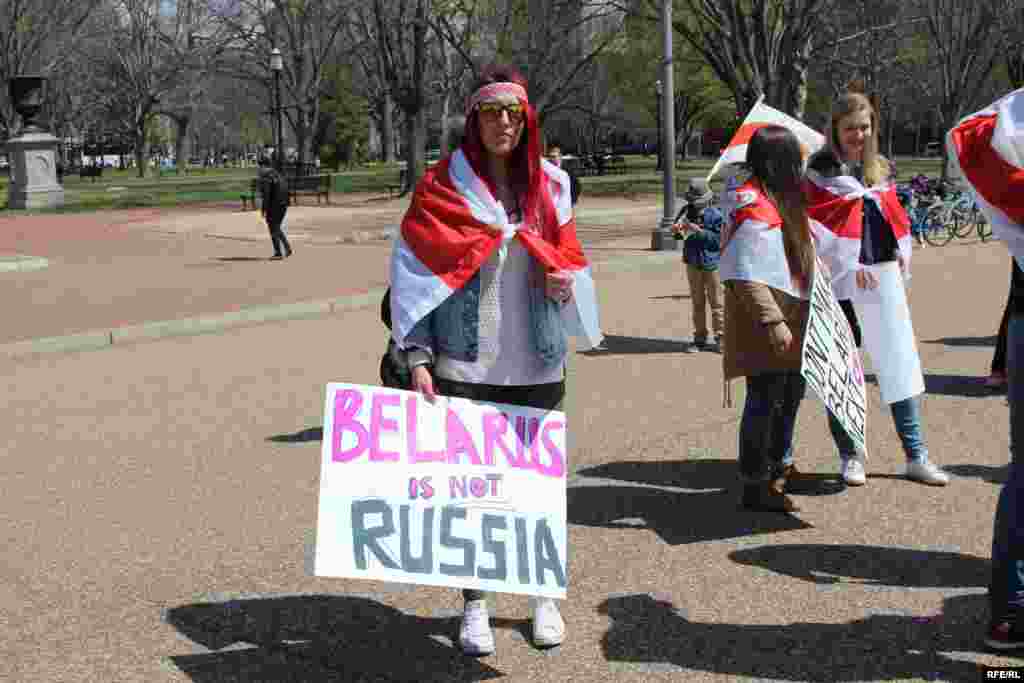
598, 592, 986, 681
923, 335, 996, 348
267, 427, 323, 444
165, 595, 503, 682
923, 374, 994, 398
945, 463, 1007, 484
579, 334, 689, 355
728, 544, 988, 589
569, 459, 814, 544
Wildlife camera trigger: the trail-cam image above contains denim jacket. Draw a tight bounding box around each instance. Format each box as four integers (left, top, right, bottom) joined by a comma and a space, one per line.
682, 207, 723, 271
404, 255, 569, 370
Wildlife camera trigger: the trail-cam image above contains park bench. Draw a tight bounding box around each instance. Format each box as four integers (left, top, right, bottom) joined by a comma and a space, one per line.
288, 174, 331, 205
240, 178, 262, 210
607, 155, 628, 174
80, 165, 103, 182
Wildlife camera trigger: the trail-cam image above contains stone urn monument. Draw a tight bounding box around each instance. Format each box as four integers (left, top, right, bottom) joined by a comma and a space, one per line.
6, 75, 64, 209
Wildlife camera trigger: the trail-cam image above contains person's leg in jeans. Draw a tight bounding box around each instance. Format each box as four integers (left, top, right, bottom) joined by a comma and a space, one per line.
892, 395, 949, 484
705, 269, 724, 347
988, 314, 1024, 647
686, 264, 709, 346
739, 372, 802, 511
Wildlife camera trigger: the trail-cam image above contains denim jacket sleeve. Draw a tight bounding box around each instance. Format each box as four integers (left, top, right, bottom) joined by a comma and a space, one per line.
404, 310, 435, 368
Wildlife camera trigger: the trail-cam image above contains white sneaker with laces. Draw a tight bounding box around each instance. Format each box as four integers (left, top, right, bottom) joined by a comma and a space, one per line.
531, 597, 566, 648
841, 457, 867, 486
905, 460, 950, 486
459, 599, 495, 656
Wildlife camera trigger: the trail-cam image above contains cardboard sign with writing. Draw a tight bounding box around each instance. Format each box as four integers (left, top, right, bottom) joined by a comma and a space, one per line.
801, 261, 868, 456
314, 383, 568, 599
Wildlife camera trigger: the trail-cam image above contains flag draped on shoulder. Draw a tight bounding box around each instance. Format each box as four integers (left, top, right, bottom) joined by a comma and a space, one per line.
389, 148, 602, 351
948, 87, 1024, 263
719, 179, 812, 300
707, 96, 827, 181
802, 169, 912, 301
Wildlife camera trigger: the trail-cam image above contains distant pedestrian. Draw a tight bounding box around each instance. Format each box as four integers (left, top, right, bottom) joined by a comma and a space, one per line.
257, 156, 292, 260
720, 125, 816, 514
545, 142, 580, 205
674, 179, 724, 352
949, 86, 1024, 651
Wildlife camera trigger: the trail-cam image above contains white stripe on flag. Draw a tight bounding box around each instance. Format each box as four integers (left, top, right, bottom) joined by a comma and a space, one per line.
389, 232, 455, 348
721, 219, 809, 300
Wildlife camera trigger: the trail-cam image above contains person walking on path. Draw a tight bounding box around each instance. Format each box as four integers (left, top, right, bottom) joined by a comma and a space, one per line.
257, 156, 292, 260
804, 91, 948, 488
673, 179, 724, 352
949, 86, 1024, 650
987, 258, 1021, 390
545, 142, 581, 206
387, 63, 603, 656
720, 125, 816, 514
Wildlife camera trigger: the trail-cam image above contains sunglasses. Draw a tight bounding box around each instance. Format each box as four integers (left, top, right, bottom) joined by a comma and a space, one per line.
477, 102, 525, 124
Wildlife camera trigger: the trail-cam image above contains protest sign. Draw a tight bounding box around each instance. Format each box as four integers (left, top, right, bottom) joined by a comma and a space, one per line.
851, 262, 925, 405
801, 261, 868, 456
314, 383, 568, 599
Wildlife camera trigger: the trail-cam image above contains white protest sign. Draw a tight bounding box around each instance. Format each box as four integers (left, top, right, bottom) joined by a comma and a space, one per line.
314, 383, 568, 599
851, 261, 925, 405
801, 260, 868, 456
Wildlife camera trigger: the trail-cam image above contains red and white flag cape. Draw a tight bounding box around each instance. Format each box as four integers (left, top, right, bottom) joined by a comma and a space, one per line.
948, 87, 1024, 264
720, 179, 819, 300
389, 149, 603, 351
707, 95, 827, 181
802, 169, 912, 301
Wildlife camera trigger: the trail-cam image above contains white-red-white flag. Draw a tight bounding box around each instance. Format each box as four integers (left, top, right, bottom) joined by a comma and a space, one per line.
947, 88, 1024, 263
707, 95, 826, 181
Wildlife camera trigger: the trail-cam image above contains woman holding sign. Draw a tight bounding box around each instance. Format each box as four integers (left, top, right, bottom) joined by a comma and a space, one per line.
720, 125, 816, 513
804, 92, 949, 487
387, 64, 603, 656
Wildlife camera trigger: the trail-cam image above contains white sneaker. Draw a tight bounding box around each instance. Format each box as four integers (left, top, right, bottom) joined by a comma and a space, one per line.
459, 599, 495, 656
841, 458, 867, 486
905, 460, 950, 486
531, 597, 565, 648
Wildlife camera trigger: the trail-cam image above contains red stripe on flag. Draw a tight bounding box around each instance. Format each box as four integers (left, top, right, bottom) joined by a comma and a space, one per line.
725, 123, 769, 149
951, 113, 1024, 225
802, 179, 863, 238
400, 159, 501, 291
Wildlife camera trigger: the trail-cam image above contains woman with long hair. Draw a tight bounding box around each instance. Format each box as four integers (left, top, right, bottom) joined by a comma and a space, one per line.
805, 91, 949, 487
720, 125, 816, 513
388, 64, 602, 655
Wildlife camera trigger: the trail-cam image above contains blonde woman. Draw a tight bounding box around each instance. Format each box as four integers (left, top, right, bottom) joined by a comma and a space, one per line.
804, 92, 948, 487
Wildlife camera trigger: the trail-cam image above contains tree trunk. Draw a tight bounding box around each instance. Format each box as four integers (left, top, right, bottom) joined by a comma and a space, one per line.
173, 114, 191, 174
134, 117, 148, 179
439, 90, 451, 156
404, 107, 426, 194
382, 93, 395, 163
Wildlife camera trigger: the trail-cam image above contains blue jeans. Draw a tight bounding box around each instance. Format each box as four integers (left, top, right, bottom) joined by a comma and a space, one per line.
827, 396, 928, 463
740, 372, 806, 482
991, 315, 1024, 625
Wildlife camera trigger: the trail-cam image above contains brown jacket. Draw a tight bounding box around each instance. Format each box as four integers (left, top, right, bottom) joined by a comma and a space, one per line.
722, 279, 809, 381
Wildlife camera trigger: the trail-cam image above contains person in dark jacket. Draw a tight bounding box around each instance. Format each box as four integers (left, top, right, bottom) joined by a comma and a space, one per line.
257, 156, 292, 259
674, 179, 723, 352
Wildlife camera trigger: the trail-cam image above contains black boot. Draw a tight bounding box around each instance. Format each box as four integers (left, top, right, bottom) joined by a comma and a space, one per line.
741, 479, 800, 513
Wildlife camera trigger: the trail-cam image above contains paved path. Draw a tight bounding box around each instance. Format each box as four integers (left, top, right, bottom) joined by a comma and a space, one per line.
1, 198, 1021, 681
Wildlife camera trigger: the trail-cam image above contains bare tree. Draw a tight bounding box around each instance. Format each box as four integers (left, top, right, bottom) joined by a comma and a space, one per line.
916, 0, 1009, 177
0, 0, 104, 137
219, 0, 354, 165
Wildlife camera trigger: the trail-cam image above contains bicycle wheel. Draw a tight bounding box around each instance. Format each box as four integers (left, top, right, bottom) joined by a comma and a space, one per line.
922, 205, 955, 246
951, 200, 975, 238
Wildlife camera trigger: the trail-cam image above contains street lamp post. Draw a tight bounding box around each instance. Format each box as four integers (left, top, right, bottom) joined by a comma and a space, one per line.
651, 0, 678, 251
655, 80, 662, 172
269, 47, 283, 171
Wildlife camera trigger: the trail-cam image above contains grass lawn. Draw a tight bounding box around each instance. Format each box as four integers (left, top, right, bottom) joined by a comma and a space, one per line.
0, 156, 943, 214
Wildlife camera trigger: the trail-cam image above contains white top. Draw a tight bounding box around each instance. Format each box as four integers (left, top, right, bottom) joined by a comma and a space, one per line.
435, 230, 564, 386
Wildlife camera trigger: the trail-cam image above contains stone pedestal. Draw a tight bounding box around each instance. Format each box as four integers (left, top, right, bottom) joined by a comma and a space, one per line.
6, 132, 64, 210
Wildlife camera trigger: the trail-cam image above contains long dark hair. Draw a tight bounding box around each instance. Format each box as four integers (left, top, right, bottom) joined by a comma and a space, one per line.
461, 63, 551, 238
747, 125, 814, 288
